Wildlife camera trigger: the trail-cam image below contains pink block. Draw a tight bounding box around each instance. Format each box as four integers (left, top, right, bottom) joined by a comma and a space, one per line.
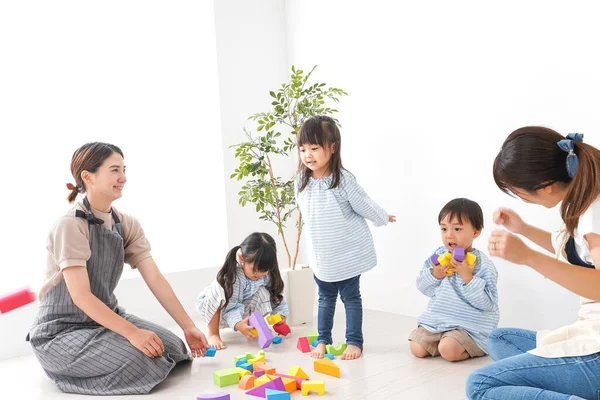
0, 288, 35, 314
249, 311, 274, 349
245, 377, 285, 398
297, 337, 310, 353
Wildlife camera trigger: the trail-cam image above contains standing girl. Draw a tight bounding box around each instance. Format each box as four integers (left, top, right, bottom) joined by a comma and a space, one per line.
295, 115, 395, 360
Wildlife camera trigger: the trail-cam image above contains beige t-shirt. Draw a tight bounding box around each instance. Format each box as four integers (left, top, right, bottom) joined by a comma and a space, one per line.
39, 201, 152, 299
530, 198, 600, 357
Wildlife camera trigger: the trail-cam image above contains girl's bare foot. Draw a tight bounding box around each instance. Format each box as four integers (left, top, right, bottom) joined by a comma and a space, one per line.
341, 344, 362, 360
207, 333, 226, 350
310, 342, 326, 359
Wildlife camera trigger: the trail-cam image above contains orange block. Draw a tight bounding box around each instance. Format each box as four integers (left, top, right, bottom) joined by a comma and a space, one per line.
314, 358, 340, 378
254, 362, 276, 374
239, 375, 256, 390
280, 377, 297, 392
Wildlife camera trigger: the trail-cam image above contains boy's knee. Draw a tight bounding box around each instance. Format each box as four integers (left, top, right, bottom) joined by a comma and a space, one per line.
438, 338, 466, 361
409, 341, 430, 358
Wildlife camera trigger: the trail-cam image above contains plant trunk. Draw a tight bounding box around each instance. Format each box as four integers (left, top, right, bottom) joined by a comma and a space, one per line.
266, 155, 292, 267
292, 210, 302, 270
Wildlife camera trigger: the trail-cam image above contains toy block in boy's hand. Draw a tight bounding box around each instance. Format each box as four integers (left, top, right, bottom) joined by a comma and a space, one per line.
430, 254, 440, 266
249, 311, 274, 349
196, 392, 231, 400
0, 287, 35, 314
453, 247, 465, 262
273, 322, 291, 336
297, 337, 310, 353
266, 313, 283, 325
314, 358, 340, 378
300, 380, 325, 396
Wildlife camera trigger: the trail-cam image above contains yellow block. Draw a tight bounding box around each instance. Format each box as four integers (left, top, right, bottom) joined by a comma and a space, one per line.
314, 358, 340, 378
301, 380, 325, 396
289, 366, 309, 379
248, 355, 265, 365
236, 367, 251, 378
253, 374, 272, 387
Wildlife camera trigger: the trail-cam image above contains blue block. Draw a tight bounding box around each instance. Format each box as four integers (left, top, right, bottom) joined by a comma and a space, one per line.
235, 358, 247, 367
324, 353, 334, 360
311, 340, 319, 348
265, 388, 291, 400
205, 347, 217, 357
273, 336, 282, 344
239, 362, 253, 372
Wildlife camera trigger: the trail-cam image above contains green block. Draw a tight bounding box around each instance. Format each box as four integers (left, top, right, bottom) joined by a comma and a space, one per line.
213, 368, 240, 387
326, 342, 346, 356
307, 332, 319, 344
235, 354, 246, 363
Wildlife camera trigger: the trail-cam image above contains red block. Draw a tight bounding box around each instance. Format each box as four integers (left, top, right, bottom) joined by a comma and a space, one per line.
273, 323, 291, 336
297, 337, 310, 353
0, 288, 35, 314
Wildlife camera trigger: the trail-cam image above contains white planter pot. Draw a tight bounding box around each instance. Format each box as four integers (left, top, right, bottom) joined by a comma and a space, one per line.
280, 265, 315, 326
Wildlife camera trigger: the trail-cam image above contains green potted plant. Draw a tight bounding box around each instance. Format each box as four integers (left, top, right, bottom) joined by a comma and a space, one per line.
230, 65, 347, 325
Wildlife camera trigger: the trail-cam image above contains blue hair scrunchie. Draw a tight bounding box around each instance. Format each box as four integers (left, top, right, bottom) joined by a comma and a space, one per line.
556, 133, 584, 178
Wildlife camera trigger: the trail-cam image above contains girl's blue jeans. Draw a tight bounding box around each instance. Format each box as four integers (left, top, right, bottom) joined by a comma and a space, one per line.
313, 274, 363, 350
466, 327, 600, 400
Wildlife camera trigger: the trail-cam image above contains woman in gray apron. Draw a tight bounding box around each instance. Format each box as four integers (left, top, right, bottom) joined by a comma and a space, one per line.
28, 142, 209, 395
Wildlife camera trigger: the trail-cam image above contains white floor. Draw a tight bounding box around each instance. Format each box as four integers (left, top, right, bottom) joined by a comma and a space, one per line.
0, 310, 490, 400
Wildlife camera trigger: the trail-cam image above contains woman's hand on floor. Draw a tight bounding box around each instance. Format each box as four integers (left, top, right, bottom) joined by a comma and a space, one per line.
184, 326, 209, 358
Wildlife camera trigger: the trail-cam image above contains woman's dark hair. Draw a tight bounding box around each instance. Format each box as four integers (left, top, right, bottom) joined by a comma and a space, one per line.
67, 142, 124, 203
438, 198, 484, 231
217, 232, 284, 310
296, 115, 343, 192
493, 126, 600, 235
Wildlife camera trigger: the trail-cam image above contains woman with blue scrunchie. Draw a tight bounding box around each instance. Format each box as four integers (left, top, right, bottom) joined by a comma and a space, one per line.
466, 127, 600, 400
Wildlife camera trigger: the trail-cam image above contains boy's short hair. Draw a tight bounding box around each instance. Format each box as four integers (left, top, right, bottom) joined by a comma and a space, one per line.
438, 198, 484, 231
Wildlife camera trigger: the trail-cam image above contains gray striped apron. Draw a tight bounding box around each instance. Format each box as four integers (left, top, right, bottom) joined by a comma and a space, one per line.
28, 197, 191, 395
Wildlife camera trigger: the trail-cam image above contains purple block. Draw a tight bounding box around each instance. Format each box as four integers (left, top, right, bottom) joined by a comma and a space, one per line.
197, 393, 230, 400
249, 311, 274, 349
430, 254, 440, 265
246, 377, 285, 398
453, 247, 465, 262
253, 370, 265, 377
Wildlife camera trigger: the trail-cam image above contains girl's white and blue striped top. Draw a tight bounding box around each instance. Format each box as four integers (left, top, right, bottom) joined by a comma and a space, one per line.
417, 247, 499, 353
295, 169, 389, 282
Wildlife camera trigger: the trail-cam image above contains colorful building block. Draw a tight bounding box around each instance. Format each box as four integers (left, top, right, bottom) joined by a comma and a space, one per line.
307, 332, 319, 344
453, 247, 465, 262
235, 354, 247, 363
239, 375, 257, 390
273, 373, 307, 389
251, 328, 258, 336
249, 311, 274, 349
237, 367, 251, 378
297, 337, 310, 353
301, 380, 325, 396
248, 355, 266, 365
246, 377, 285, 398
254, 374, 272, 387
205, 347, 216, 357
430, 253, 440, 265
254, 370, 265, 377
325, 343, 346, 356
279, 377, 297, 392
288, 366, 309, 379
311, 340, 319, 348
239, 362, 253, 372
273, 336, 282, 344
213, 368, 240, 387
323, 354, 334, 360
273, 323, 291, 336
314, 358, 340, 378
466, 252, 477, 265
254, 362, 276, 374
266, 313, 283, 325
265, 388, 291, 400
236, 358, 248, 367
0, 288, 35, 314
196, 393, 230, 400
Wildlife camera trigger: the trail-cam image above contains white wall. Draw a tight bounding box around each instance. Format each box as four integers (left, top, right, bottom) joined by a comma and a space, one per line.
0, 1, 228, 294
285, 0, 600, 330
214, 0, 307, 268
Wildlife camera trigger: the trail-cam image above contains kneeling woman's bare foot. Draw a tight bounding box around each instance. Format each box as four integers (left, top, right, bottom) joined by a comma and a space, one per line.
341, 344, 362, 360
207, 333, 227, 350
311, 342, 326, 359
